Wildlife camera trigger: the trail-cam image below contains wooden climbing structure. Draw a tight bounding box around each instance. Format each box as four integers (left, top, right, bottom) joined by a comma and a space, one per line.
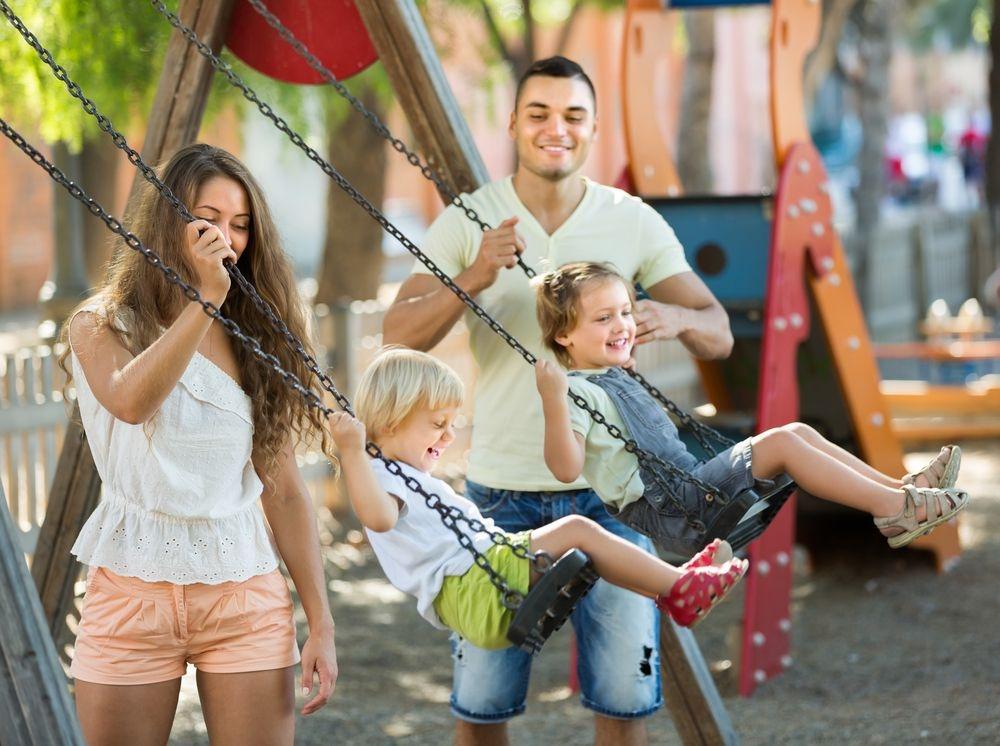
619, 0, 962, 696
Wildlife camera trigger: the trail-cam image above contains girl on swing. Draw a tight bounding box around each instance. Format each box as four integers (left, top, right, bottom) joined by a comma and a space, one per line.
62, 144, 336, 745
532, 261, 969, 558
327, 348, 748, 648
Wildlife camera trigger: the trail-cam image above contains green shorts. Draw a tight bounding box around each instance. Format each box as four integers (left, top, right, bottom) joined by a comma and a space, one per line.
432, 531, 532, 650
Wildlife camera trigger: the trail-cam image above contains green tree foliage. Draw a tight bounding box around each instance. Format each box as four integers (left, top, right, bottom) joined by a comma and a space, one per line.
0, 0, 343, 149
903, 0, 991, 50
0, 0, 170, 150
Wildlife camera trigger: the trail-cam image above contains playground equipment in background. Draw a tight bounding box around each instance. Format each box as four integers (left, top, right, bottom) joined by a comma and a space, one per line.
877, 298, 1000, 442
618, 0, 962, 696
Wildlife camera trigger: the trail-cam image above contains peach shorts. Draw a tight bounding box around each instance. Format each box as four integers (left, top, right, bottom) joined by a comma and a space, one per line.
70, 566, 300, 686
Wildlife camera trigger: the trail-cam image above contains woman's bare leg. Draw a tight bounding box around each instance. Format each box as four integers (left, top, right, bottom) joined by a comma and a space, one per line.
529, 515, 683, 598
750, 427, 905, 518
197, 667, 295, 746
780, 423, 902, 487
75, 679, 181, 746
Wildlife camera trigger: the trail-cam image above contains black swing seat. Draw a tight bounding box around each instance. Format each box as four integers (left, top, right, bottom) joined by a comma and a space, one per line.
507, 549, 599, 654
705, 473, 797, 554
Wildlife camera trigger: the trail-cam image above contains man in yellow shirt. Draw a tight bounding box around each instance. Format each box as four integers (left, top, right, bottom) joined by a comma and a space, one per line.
383, 56, 732, 746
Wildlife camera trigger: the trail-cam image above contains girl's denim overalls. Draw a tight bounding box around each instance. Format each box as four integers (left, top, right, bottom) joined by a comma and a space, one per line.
577, 367, 755, 557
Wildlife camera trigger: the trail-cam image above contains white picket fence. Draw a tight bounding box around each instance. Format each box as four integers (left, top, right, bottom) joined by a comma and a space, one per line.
849, 209, 993, 342
0, 345, 67, 556
0, 344, 339, 561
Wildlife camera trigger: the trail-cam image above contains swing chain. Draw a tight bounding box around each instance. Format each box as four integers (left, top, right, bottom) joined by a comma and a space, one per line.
147, 0, 731, 518
149, 0, 540, 366
240, 0, 733, 454
242, 0, 538, 279
0, 0, 365, 423
4, 0, 725, 544
368, 442, 532, 608
623, 369, 735, 455
567, 389, 719, 528
0, 0, 196, 220
0, 118, 334, 419
228, 273, 542, 578
0, 116, 541, 603
0, 0, 548, 599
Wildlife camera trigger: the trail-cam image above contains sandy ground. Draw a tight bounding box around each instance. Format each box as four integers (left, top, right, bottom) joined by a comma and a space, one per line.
168, 441, 1000, 745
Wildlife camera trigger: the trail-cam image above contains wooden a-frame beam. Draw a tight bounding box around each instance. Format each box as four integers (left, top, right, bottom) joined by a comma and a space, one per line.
1, 482, 84, 745
354, 0, 488, 199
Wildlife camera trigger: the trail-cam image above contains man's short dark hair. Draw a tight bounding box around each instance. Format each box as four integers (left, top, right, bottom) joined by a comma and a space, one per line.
514, 56, 596, 113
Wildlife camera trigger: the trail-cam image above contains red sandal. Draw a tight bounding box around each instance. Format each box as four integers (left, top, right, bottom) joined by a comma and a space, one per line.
681, 538, 734, 570
656, 559, 748, 628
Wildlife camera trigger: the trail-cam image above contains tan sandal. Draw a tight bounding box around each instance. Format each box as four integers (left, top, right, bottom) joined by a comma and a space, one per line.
902, 445, 961, 489
874, 485, 969, 549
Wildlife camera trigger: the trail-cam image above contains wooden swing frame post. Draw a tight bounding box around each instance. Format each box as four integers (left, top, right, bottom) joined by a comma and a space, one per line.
0, 481, 84, 745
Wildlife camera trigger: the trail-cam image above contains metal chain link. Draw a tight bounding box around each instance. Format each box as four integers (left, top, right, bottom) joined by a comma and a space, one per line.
146, 0, 729, 517
0, 0, 545, 597
0, 1, 542, 603
244, 0, 535, 280
624, 368, 735, 454
0, 114, 535, 605
241, 0, 732, 455
2, 0, 724, 550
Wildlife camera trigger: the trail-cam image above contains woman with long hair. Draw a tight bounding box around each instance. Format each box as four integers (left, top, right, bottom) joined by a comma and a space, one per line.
60, 143, 337, 744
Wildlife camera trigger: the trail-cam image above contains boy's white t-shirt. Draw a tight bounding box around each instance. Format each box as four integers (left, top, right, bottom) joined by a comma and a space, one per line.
414, 175, 691, 491
367, 458, 499, 629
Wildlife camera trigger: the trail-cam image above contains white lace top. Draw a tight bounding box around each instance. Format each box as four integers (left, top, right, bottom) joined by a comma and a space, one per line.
69, 306, 278, 584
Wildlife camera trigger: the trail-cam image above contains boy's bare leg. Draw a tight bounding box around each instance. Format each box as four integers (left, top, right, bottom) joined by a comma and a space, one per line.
777, 423, 902, 487
529, 516, 683, 597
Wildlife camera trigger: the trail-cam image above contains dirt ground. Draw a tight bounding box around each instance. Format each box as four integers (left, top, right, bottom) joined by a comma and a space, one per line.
168, 441, 1000, 745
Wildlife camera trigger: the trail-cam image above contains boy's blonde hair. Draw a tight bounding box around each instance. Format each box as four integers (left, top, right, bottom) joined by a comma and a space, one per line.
355, 348, 464, 439
535, 262, 635, 368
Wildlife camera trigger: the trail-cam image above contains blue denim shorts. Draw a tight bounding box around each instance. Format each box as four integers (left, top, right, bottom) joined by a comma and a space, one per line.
450, 481, 663, 723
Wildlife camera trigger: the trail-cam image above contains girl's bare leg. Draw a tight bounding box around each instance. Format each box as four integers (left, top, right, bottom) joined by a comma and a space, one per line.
750, 427, 906, 518
76, 678, 182, 746
780, 423, 903, 487
197, 667, 295, 746
529, 515, 683, 598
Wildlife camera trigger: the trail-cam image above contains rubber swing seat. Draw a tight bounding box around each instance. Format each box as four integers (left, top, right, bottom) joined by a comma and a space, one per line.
506, 549, 599, 654
708, 473, 797, 555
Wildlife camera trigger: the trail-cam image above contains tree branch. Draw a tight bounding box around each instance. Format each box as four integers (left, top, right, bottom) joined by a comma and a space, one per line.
523, 0, 536, 68
478, 0, 516, 69
804, 0, 858, 104
554, 0, 586, 56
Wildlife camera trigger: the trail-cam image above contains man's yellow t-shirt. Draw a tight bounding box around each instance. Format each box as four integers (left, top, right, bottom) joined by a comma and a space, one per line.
413, 176, 691, 491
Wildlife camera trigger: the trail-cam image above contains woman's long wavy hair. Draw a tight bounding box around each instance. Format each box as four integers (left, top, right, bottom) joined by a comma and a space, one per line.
59, 143, 330, 483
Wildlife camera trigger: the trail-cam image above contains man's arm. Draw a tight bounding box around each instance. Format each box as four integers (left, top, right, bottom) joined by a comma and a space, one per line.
383, 216, 525, 351
382, 272, 486, 351
636, 271, 734, 360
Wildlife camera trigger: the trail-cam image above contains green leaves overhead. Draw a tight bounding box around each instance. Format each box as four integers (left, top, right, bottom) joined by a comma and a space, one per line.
0, 0, 389, 151
0, 0, 168, 149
